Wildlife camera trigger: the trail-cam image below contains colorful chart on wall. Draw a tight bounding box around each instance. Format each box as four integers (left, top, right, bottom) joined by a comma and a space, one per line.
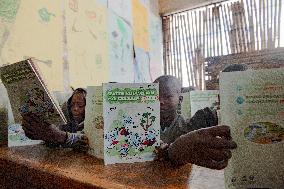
134, 46, 152, 82
108, 0, 132, 23
103, 83, 160, 165
149, 13, 162, 81
132, 0, 150, 51
0, 0, 21, 66
1, 0, 64, 91
108, 11, 133, 82
95, 0, 107, 7
65, 0, 109, 88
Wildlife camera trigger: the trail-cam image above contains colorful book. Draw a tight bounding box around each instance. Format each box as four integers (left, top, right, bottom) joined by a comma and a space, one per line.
0, 59, 67, 146
103, 83, 160, 165
84, 86, 104, 159
190, 90, 219, 117
220, 68, 284, 189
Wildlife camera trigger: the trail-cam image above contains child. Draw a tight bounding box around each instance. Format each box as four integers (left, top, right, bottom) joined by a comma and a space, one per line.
154, 75, 237, 170
154, 75, 218, 144
21, 88, 88, 151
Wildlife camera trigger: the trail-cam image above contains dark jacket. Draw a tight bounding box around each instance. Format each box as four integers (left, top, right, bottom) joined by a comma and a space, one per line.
161, 107, 218, 144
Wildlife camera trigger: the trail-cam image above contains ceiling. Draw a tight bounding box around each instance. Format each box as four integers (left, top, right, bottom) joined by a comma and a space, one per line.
159, 0, 226, 15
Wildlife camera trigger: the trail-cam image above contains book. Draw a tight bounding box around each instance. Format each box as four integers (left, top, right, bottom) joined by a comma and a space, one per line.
181, 92, 191, 119
102, 83, 160, 165
190, 90, 219, 117
220, 68, 284, 189
84, 86, 104, 159
8, 123, 43, 147
0, 59, 67, 143
0, 107, 8, 146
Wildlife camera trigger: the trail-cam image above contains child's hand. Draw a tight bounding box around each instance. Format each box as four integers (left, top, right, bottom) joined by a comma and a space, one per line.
21, 113, 66, 144
72, 135, 89, 152
168, 125, 237, 170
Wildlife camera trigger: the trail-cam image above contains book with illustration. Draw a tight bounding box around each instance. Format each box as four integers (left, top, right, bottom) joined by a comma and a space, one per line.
190, 90, 219, 116
84, 86, 104, 159
220, 68, 284, 189
102, 83, 160, 165
0, 59, 67, 146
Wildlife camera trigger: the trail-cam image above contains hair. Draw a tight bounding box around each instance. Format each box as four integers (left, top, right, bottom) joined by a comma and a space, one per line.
67, 88, 87, 117
181, 86, 196, 93
222, 63, 248, 73
154, 75, 182, 94
72, 88, 87, 98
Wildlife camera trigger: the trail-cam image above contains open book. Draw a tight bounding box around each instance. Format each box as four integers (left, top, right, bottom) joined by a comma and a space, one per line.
0, 59, 67, 146
220, 68, 284, 189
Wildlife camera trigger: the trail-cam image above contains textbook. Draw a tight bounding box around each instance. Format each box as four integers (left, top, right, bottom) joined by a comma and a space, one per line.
220, 68, 284, 189
84, 86, 104, 159
0, 59, 67, 128
190, 90, 219, 117
181, 92, 191, 119
103, 83, 160, 165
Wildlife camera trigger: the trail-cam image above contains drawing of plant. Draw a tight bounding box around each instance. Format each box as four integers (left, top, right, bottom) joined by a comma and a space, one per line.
140, 112, 156, 131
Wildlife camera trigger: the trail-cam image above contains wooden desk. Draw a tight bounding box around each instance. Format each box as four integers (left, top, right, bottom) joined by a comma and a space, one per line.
0, 145, 192, 189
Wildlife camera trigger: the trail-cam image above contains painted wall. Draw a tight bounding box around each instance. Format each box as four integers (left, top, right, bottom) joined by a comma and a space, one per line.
0, 0, 163, 92
159, 0, 225, 15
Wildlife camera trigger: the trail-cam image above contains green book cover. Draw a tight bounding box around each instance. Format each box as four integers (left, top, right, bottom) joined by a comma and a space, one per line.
103, 83, 160, 165
0, 59, 66, 126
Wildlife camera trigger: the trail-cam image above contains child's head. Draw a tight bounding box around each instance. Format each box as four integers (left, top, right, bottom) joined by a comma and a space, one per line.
68, 88, 87, 123
222, 63, 248, 72
154, 75, 182, 118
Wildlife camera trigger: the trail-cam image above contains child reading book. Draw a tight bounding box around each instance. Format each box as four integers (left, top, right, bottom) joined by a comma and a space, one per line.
21, 88, 88, 151
154, 75, 237, 170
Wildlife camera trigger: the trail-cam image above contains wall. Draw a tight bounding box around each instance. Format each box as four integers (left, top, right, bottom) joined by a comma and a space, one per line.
159, 0, 225, 15
205, 48, 284, 89
0, 0, 163, 93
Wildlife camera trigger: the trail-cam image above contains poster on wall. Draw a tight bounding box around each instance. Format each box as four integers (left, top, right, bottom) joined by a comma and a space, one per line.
149, 13, 162, 81
0, 0, 21, 66
103, 83, 160, 165
108, 0, 132, 23
132, 0, 150, 51
95, 0, 107, 7
133, 46, 152, 83
1, 0, 64, 91
108, 11, 134, 83
66, 0, 109, 88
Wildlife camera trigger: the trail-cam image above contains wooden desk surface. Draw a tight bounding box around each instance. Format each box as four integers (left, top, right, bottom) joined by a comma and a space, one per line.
0, 145, 192, 189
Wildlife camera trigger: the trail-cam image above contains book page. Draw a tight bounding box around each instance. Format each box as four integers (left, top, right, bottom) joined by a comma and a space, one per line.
84, 86, 104, 159
103, 83, 160, 165
190, 90, 219, 117
181, 92, 191, 119
220, 68, 284, 189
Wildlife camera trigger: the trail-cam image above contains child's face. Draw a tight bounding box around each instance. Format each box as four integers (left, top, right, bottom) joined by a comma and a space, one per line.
159, 83, 180, 116
70, 93, 85, 123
